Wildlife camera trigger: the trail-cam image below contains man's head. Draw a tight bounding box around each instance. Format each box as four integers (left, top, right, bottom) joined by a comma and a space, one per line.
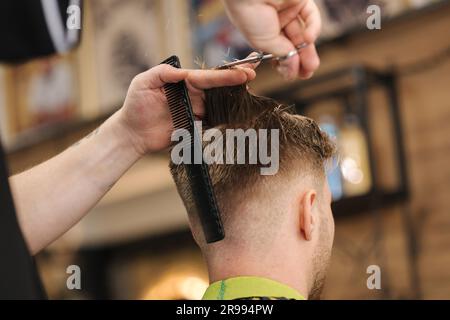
170, 85, 335, 299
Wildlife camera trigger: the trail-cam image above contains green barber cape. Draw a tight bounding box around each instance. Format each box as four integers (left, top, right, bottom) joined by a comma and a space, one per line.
202, 276, 305, 300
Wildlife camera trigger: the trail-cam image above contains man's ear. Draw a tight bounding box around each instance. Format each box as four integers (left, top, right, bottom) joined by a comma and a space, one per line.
299, 190, 317, 241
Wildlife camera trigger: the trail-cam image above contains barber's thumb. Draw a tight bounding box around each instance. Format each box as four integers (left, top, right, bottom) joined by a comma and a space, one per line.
254, 35, 297, 80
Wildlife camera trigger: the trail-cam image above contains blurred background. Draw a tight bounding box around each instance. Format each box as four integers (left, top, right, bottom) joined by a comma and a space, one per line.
1, 0, 449, 299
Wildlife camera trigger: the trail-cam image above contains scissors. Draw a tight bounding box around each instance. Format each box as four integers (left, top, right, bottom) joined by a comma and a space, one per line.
215, 43, 309, 70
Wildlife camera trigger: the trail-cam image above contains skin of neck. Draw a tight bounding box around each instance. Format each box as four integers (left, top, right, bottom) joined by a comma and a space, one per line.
194, 180, 321, 300
203, 227, 314, 299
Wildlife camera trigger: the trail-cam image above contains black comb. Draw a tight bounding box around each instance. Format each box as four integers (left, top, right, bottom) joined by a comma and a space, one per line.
161, 56, 225, 243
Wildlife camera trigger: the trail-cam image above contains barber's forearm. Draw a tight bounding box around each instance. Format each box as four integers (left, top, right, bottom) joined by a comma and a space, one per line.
9, 110, 141, 255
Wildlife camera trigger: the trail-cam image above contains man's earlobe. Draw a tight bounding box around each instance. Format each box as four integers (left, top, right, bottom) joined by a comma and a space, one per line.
300, 190, 317, 241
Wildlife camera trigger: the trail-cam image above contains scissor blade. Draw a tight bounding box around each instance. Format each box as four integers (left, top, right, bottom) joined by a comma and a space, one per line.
215, 54, 263, 70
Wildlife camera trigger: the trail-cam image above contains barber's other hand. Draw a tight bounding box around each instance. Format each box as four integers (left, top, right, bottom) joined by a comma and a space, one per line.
223, 0, 321, 80
116, 64, 256, 155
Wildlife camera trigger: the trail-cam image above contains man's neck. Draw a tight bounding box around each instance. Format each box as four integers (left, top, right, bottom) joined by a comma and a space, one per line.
206, 249, 310, 299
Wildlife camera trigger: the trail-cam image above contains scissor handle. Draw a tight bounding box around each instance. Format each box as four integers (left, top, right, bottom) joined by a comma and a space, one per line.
274, 43, 309, 61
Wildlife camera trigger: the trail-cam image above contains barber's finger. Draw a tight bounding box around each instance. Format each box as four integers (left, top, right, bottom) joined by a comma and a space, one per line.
249, 24, 297, 57
283, 18, 319, 78
283, 18, 320, 78
284, 17, 306, 49
187, 67, 255, 89
299, 0, 322, 43
276, 52, 299, 81
140, 63, 254, 89
137, 64, 189, 89
281, 18, 305, 79
279, 1, 321, 43
279, 2, 304, 28
250, 34, 297, 79
298, 43, 320, 79
190, 96, 206, 120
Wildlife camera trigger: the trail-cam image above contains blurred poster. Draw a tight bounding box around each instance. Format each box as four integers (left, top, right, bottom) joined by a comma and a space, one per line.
190, 0, 252, 68
316, 0, 441, 40
11, 54, 78, 137
90, 0, 164, 112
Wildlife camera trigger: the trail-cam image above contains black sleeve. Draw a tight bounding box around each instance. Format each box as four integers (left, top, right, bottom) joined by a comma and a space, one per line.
0, 144, 46, 299
0, 0, 81, 64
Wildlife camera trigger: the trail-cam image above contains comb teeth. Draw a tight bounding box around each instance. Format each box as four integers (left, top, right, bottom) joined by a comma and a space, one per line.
164, 83, 192, 130
161, 55, 190, 131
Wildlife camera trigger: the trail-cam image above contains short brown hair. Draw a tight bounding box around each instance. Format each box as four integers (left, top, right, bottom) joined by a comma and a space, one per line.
170, 85, 334, 243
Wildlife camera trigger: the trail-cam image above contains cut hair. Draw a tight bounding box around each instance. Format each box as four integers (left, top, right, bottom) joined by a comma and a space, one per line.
169, 85, 335, 243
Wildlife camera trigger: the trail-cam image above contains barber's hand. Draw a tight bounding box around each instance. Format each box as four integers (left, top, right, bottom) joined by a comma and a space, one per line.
116, 64, 256, 155
223, 0, 321, 80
